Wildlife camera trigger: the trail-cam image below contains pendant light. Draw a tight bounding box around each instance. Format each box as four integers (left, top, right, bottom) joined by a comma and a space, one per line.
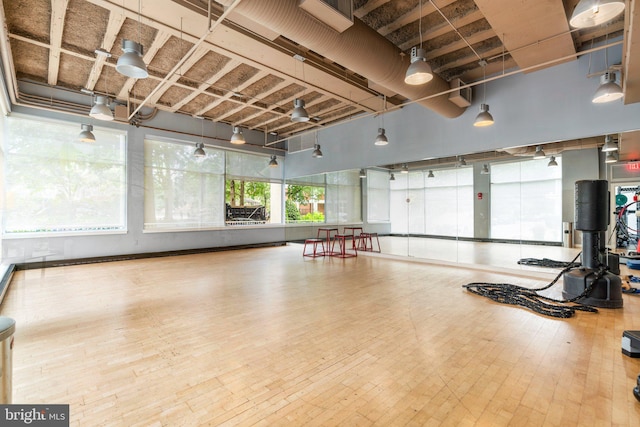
291, 98, 310, 122
359, 169, 366, 178
194, 142, 205, 157
312, 144, 323, 158
116, 1, 148, 78
457, 156, 466, 167
194, 116, 206, 157
602, 135, 618, 152
374, 95, 389, 145
533, 146, 546, 159
592, 72, 623, 103
389, 173, 395, 181
474, 60, 494, 127
605, 151, 618, 163
291, 53, 310, 122
312, 132, 323, 158
89, 95, 113, 121
480, 164, 490, 174
268, 155, 278, 168
374, 128, 389, 146
405, 0, 433, 85
78, 124, 96, 142
570, 0, 625, 29
117, 40, 148, 79
548, 156, 558, 167
401, 163, 409, 173
427, 170, 434, 178
230, 126, 245, 144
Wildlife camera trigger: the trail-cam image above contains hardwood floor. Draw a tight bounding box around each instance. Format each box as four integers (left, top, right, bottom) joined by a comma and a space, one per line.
1, 243, 640, 426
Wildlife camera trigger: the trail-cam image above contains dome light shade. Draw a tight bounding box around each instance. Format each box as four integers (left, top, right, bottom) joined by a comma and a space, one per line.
480, 164, 489, 174
548, 156, 558, 167
374, 128, 389, 146
312, 144, 323, 158
269, 155, 278, 168
291, 98, 310, 122
533, 146, 546, 159
230, 126, 245, 144
427, 170, 434, 178
474, 103, 494, 127
194, 142, 205, 157
116, 39, 148, 79
359, 169, 366, 178
405, 47, 433, 85
570, 0, 625, 29
389, 173, 395, 181
602, 134, 618, 152
78, 124, 96, 142
592, 72, 623, 103
89, 95, 113, 121
605, 151, 618, 163
401, 163, 409, 173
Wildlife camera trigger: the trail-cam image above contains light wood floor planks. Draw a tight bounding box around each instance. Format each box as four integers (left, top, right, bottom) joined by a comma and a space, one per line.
1, 243, 640, 426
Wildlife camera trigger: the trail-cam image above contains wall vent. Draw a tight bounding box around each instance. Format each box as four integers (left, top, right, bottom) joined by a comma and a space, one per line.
449, 78, 472, 108
298, 0, 353, 33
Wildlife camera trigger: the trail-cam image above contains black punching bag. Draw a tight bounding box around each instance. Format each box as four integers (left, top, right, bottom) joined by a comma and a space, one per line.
563, 180, 622, 308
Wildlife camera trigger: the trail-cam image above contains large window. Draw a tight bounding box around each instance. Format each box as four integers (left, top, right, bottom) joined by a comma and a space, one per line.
491, 158, 562, 242
285, 174, 326, 224
285, 169, 362, 224
425, 167, 473, 237
2, 116, 127, 235
225, 151, 283, 225
390, 168, 473, 237
144, 138, 225, 230
325, 170, 362, 224
367, 170, 390, 222
144, 139, 283, 230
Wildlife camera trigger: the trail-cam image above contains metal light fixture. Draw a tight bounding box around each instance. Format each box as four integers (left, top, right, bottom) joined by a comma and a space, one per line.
404, 0, 433, 85
427, 170, 434, 178
374, 128, 389, 146
116, 1, 148, 78
592, 72, 623, 103
533, 146, 546, 159
548, 156, 558, 167
401, 163, 409, 173
230, 126, 245, 144
268, 155, 278, 168
480, 164, 490, 174
359, 169, 366, 178
194, 142, 205, 157
291, 98, 310, 122
602, 134, 618, 152
116, 40, 148, 79
570, 0, 625, 29
78, 124, 96, 142
457, 156, 467, 167
89, 95, 113, 121
405, 47, 433, 85
312, 144, 323, 158
474, 60, 494, 127
605, 151, 618, 163
389, 173, 395, 181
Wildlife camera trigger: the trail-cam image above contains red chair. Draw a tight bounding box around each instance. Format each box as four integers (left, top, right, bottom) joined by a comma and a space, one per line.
303, 238, 325, 258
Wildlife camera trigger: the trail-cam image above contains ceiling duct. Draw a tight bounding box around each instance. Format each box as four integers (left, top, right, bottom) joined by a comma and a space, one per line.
216, 0, 466, 118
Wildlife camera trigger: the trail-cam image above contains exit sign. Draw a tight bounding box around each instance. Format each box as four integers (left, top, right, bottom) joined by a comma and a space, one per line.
626, 162, 640, 172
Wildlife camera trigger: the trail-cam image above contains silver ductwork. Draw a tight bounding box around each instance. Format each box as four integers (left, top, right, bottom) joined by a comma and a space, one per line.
218, 0, 466, 118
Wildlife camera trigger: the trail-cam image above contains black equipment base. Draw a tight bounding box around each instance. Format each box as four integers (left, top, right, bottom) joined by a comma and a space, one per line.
562, 268, 623, 308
